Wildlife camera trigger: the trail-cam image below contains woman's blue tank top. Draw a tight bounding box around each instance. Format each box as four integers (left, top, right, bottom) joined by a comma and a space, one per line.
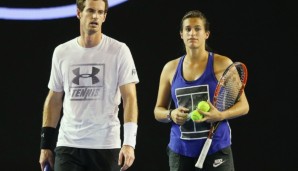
169, 52, 231, 157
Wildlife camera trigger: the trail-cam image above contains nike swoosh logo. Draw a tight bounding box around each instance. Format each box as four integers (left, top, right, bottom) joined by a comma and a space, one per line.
213, 160, 225, 167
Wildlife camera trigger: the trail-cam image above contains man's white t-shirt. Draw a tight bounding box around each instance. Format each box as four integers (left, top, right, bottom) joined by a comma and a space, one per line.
48, 34, 139, 149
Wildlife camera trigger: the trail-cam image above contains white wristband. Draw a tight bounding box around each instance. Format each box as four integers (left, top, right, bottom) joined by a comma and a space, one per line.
123, 122, 138, 149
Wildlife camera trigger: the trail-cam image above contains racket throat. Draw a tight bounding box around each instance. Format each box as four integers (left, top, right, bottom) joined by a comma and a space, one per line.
207, 127, 215, 138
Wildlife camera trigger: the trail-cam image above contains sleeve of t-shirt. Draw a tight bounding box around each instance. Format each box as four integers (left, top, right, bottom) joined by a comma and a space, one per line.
47, 46, 64, 92
118, 44, 139, 86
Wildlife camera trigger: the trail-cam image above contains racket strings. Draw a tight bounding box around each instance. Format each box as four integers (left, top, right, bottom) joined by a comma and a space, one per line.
215, 64, 245, 111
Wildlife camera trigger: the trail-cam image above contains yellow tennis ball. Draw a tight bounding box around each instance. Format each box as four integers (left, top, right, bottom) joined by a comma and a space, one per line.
191, 110, 203, 121
197, 101, 210, 112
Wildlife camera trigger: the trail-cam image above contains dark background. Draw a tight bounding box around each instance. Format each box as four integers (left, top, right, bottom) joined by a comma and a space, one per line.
1, 0, 297, 170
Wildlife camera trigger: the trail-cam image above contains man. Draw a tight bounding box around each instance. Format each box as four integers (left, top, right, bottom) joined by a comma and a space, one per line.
39, 0, 139, 170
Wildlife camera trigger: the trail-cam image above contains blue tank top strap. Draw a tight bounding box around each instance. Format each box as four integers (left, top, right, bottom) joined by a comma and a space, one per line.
206, 52, 214, 75
172, 55, 185, 85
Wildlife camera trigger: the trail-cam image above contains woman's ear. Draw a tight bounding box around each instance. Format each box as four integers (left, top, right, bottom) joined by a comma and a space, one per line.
205, 31, 210, 40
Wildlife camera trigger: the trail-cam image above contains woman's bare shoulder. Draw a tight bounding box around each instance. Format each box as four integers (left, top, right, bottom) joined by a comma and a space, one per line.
213, 53, 233, 78
213, 53, 233, 70
163, 57, 181, 72
160, 57, 181, 83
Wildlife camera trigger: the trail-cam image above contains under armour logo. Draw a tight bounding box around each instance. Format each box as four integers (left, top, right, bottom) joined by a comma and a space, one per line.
72, 67, 100, 85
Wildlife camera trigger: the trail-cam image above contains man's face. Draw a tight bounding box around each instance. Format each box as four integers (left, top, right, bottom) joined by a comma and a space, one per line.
77, 0, 107, 34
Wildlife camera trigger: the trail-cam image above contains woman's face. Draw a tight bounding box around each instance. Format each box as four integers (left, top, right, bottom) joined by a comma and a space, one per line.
180, 17, 210, 50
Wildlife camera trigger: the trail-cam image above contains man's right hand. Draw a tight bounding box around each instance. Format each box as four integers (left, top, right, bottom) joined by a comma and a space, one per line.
39, 149, 54, 171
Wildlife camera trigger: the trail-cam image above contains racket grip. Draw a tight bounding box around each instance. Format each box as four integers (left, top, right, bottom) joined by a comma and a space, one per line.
195, 138, 212, 168
44, 162, 50, 171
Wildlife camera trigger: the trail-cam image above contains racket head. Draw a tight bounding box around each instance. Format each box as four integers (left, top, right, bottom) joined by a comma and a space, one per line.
213, 62, 248, 111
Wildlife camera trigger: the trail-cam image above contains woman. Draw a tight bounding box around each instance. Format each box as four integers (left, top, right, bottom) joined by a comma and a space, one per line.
154, 10, 249, 171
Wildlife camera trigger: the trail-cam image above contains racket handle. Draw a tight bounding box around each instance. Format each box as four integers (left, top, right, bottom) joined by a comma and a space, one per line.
44, 162, 50, 171
195, 138, 212, 168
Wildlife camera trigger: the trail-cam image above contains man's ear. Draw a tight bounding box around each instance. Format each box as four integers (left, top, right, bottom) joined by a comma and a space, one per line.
76, 9, 81, 19
102, 13, 107, 23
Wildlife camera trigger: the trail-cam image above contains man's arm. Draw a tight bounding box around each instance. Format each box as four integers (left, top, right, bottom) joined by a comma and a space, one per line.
42, 90, 63, 127
39, 90, 63, 170
120, 83, 138, 123
118, 83, 138, 171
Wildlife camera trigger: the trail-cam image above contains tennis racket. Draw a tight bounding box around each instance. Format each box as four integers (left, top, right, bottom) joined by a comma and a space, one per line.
195, 61, 248, 168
